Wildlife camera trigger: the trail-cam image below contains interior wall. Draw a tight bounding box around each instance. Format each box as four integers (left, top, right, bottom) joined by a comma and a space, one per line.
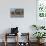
0, 0, 36, 42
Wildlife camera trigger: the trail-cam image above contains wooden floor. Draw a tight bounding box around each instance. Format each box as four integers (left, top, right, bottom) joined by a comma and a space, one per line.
0, 42, 46, 46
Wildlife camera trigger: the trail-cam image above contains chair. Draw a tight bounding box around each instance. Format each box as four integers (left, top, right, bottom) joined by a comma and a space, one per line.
4, 27, 19, 46
18, 33, 30, 46
4, 33, 18, 46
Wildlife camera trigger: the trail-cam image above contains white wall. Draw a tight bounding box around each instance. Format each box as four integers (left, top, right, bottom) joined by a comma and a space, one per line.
0, 0, 36, 42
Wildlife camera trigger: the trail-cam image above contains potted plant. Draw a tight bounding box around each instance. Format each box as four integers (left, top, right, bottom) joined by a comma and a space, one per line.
32, 24, 45, 30
33, 32, 46, 43
40, 26, 45, 29
32, 25, 39, 30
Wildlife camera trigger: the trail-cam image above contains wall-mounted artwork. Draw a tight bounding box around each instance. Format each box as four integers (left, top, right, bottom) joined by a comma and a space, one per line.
10, 8, 24, 17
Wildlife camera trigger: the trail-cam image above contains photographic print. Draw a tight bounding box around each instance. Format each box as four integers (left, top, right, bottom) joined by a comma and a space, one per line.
10, 8, 24, 17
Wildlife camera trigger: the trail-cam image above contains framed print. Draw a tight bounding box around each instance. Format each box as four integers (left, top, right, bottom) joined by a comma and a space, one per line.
10, 8, 24, 17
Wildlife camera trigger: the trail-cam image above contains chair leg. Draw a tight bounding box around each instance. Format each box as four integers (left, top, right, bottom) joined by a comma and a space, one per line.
4, 40, 7, 46
4, 33, 7, 46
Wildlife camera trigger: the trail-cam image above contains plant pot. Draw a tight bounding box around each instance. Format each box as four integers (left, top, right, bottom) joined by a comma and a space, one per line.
40, 38, 45, 43
37, 39, 40, 43
37, 39, 45, 44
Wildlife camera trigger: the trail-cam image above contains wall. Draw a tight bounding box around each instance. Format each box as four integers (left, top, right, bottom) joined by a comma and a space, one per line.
0, 0, 36, 42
